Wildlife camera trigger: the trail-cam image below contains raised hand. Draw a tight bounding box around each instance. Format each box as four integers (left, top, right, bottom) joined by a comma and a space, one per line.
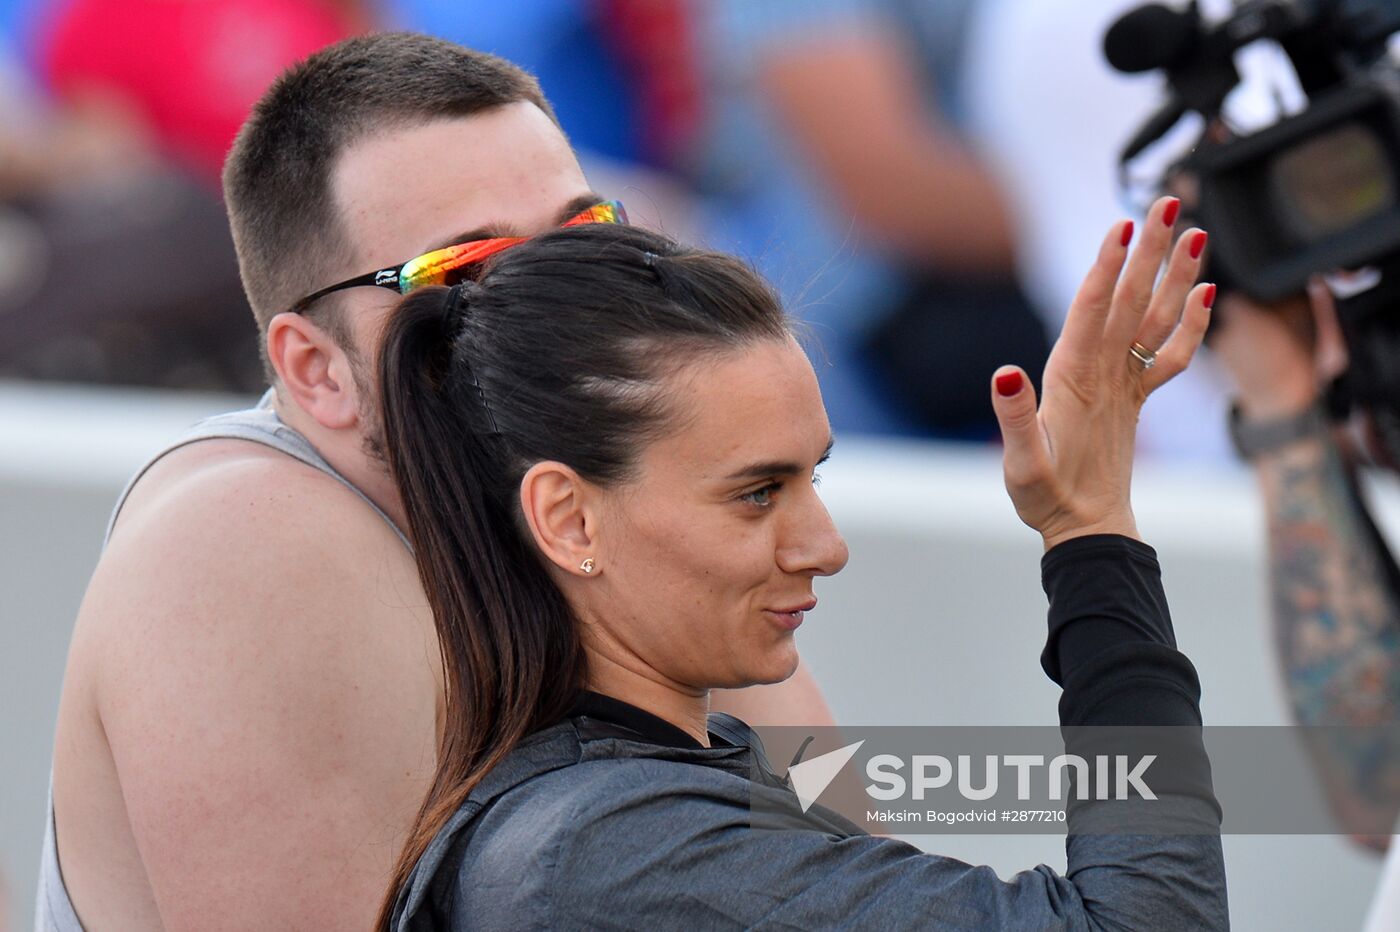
990, 196, 1215, 549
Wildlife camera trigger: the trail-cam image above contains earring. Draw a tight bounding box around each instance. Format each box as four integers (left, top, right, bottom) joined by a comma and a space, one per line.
580, 558, 595, 574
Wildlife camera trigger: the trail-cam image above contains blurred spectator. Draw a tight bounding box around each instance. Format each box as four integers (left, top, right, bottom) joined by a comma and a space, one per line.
687, 0, 1049, 437
964, 0, 1266, 460
34, 0, 369, 187
0, 1, 368, 391
0, 34, 151, 197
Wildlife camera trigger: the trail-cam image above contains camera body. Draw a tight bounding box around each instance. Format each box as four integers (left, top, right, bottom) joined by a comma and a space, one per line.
1110, 0, 1400, 424
1193, 74, 1400, 301
1111, 0, 1400, 299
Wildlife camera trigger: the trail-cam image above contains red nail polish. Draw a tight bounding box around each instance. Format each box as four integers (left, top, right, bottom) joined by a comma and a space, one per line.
1204, 283, 1217, 309
1189, 230, 1208, 259
995, 371, 1024, 397
1162, 198, 1181, 227
1120, 220, 1134, 248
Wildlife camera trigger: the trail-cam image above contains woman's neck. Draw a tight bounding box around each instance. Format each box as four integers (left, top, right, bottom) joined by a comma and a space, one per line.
584, 650, 711, 747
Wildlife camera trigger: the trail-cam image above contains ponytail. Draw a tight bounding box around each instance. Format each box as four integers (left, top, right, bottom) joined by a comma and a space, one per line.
374, 284, 585, 929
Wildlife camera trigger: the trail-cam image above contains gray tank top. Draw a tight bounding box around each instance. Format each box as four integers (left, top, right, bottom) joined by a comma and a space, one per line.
36, 391, 411, 931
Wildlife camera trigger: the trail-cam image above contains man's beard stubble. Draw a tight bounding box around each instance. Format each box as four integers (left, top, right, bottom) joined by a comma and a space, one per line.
347, 340, 391, 470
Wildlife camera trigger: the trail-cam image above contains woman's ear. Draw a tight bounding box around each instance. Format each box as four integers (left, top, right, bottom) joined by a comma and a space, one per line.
266, 311, 361, 429
519, 461, 602, 577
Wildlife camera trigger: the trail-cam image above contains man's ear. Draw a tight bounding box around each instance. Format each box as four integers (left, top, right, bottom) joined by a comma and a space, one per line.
266, 311, 360, 429
519, 461, 602, 578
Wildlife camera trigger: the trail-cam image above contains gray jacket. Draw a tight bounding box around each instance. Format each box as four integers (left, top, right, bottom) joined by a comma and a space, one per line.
388, 712, 1226, 931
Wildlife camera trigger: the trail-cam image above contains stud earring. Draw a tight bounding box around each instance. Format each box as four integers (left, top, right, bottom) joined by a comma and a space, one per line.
580, 558, 595, 574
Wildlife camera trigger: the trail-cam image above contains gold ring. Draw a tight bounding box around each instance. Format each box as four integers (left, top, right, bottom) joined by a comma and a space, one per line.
1128, 342, 1157, 370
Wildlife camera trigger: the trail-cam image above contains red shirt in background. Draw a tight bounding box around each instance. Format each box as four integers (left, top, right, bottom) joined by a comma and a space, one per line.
38, 0, 359, 186
597, 0, 701, 168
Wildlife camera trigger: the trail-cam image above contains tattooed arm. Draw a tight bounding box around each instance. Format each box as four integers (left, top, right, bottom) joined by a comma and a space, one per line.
1256, 430, 1400, 849
1213, 287, 1400, 850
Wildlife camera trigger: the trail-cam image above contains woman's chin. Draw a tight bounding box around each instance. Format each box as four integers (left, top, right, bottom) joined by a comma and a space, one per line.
699, 638, 801, 691
738, 643, 802, 687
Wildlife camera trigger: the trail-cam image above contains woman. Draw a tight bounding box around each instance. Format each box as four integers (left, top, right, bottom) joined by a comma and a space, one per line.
375, 198, 1226, 930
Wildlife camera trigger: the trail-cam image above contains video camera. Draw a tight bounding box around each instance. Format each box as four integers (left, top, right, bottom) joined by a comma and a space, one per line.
1107, 0, 1400, 431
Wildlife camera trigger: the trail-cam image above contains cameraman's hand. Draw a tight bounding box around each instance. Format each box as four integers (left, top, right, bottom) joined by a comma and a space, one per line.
990, 196, 1213, 550
1211, 278, 1348, 420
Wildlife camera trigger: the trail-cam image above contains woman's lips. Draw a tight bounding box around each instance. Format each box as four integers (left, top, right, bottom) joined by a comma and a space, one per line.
765, 599, 817, 631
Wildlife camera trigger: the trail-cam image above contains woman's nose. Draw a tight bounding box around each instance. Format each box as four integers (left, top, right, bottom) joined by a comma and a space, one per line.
776, 488, 849, 577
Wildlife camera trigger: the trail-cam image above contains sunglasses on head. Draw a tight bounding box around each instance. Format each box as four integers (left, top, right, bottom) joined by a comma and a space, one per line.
289, 199, 628, 314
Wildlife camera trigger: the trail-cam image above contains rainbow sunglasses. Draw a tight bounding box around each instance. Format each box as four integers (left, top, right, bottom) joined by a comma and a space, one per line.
289, 199, 627, 313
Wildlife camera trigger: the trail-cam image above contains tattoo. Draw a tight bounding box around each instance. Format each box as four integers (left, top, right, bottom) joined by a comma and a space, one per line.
1263, 435, 1400, 834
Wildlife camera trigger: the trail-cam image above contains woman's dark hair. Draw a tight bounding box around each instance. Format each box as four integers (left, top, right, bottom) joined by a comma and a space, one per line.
375, 223, 790, 928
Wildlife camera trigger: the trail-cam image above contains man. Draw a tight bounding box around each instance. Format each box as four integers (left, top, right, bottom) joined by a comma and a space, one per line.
689, 0, 1047, 437
41, 33, 833, 930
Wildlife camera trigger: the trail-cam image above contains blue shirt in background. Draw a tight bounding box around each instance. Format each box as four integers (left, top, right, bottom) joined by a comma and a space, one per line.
690, 0, 980, 434
387, 0, 643, 166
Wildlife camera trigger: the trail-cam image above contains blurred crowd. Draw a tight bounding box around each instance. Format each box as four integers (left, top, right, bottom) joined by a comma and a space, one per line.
0, 0, 1239, 456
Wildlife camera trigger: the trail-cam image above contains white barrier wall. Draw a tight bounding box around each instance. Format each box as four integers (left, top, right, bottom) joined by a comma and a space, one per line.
0, 381, 1385, 930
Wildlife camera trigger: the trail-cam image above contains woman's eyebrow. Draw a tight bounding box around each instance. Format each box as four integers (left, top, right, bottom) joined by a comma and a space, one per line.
723, 437, 834, 481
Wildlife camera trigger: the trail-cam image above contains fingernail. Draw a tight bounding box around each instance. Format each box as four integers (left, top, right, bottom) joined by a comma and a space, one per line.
1120, 220, 1134, 248
1189, 230, 1208, 259
1204, 283, 1217, 309
995, 371, 1024, 397
1162, 197, 1181, 227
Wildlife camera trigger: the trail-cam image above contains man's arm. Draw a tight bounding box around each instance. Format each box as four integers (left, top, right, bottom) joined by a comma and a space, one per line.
752, 20, 1017, 272
1255, 430, 1400, 843
1213, 289, 1400, 847
79, 456, 441, 929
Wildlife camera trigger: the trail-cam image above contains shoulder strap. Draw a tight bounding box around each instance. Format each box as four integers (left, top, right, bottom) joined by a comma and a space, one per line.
102, 390, 412, 552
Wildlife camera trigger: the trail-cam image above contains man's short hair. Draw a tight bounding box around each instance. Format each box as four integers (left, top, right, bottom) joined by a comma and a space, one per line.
223, 32, 556, 371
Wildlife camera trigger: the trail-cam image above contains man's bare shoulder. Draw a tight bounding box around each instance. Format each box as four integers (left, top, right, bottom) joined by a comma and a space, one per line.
111, 436, 394, 554
80, 435, 431, 687
62, 439, 440, 928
